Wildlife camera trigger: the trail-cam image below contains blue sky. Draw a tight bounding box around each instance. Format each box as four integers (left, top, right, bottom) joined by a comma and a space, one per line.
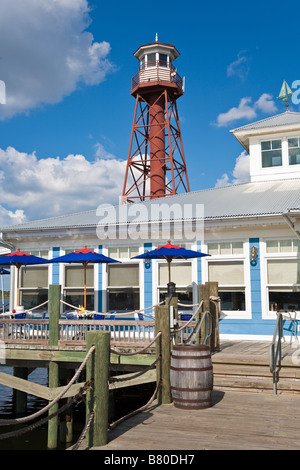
0, 0, 299, 227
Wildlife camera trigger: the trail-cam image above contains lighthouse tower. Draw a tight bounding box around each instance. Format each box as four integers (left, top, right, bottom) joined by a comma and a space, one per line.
122, 36, 190, 202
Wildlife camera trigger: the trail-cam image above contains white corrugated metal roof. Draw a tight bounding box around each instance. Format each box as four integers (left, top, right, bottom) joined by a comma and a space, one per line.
231, 111, 300, 152
231, 110, 300, 132
1, 178, 300, 232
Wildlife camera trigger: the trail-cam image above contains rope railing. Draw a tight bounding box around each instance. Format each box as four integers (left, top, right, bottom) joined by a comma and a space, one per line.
171, 300, 203, 334
107, 330, 162, 433
0, 381, 92, 442
59, 299, 163, 318
110, 356, 161, 384
0, 345, 95, 426
109, 379, 161, 431
110, 332, 161, 356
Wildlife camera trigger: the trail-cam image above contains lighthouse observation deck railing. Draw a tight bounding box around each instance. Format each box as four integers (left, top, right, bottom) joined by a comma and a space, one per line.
131, 60, 183, 92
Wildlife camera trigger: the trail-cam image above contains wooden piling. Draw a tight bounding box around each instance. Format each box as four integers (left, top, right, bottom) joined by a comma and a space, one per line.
13, 367, 28, 416
49, 284, 61, 347
48, 361, 59, 449
47, 284, 61, 449
85, 331, 110, 447
155, 305, 171, 405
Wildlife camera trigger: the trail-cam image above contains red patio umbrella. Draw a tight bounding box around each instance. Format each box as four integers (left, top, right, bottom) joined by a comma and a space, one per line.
0, 248, 48, 306
49, 246, 119, 309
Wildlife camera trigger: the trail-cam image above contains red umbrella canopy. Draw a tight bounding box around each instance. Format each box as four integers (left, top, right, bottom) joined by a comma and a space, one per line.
132, 241, 209, 283
49, 246, 119, 309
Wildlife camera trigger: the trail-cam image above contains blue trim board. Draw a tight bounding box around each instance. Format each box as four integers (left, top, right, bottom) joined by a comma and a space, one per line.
249, 238, 262, 322
52, 247, 60, 284
197, 241, 202, 285
144, 242, 152, 309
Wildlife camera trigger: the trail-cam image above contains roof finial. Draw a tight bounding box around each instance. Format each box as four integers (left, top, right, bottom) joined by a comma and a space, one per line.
155, 32, 158, 42
277, 79, 293, 109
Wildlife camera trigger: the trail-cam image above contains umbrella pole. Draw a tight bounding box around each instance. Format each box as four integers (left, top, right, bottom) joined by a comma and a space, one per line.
1, 273, 3, 311
83, 263, 87, 310
168, 259, 171, 284
16, 265, 20, 307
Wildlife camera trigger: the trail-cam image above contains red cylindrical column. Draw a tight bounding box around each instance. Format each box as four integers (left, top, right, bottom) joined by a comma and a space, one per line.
149, 92, 165, 199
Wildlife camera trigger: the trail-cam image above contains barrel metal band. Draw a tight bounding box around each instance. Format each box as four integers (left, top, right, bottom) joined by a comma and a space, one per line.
173, 397, 211, 403
171, 385, 213, 392
171, 354, 212, 360
170, 365, 213, 372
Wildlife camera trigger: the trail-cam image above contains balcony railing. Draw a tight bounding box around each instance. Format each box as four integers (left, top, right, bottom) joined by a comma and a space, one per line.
131, 60, 183, 92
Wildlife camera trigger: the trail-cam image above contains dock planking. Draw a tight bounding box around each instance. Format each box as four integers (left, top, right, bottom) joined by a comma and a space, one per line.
89, 388, 300, 451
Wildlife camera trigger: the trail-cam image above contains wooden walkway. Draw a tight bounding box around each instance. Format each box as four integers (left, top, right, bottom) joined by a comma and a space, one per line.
90, 389, 300, 451
83, 340, 300, 451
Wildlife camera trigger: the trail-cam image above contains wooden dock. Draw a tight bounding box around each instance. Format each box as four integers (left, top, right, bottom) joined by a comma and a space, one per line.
89, 388, 300, 451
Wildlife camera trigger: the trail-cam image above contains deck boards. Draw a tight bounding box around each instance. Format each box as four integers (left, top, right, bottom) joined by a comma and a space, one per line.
86, 339, 300, 451
90, 389, 300, 450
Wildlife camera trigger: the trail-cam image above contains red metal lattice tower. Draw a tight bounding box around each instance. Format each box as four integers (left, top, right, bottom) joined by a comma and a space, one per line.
122, 39, 190, 203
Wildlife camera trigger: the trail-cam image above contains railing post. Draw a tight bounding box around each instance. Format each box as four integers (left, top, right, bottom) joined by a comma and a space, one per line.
207, 281, 220, 352
85, 331, 110, 447
49, 284, 61, 346
155, 305, 171, 405
198, 284, 210, 344
166, 296, 178, 345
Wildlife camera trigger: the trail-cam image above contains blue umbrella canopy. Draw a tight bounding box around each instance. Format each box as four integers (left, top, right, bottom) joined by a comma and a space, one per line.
0, 268, 10, 275
0, 249, 48, 306
132, 241, 210, 283
49, 246, 120, 308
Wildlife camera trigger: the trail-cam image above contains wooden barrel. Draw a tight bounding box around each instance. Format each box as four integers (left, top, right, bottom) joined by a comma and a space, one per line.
170, 344, 213, 410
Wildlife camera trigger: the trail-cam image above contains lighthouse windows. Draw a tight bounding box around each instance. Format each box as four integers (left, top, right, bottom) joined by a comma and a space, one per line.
159, 53, 168, 67
147, 53, 156, 67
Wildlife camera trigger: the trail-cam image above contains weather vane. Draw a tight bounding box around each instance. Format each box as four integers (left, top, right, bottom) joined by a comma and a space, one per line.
277, 79, 293, 108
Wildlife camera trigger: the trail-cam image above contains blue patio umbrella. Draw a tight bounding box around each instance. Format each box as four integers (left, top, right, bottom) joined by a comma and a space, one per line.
131, 241, 210, 284
49, 246, 120, 309
0, 249, 48, 306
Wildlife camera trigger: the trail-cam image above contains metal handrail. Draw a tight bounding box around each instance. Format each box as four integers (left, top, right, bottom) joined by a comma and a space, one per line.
269, 312, 283, 395
183, 311, 213, 345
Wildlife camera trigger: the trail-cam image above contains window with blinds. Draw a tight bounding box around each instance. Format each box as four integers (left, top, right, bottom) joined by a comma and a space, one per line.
267, 259, 300, 311
65, 266, 94, 287
158, 262, 192, 287
208, 262, 244, 285
20, 267, 48, 288
20, 266, 49, 311
208, 261, 245, 311
108, 265, 139, 287
64, 265, 94, 311
107, 264, 140, 311
108, 246, 139, 259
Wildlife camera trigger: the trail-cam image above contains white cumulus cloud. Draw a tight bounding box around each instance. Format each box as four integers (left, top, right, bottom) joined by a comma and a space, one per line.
214, 94, 278, 127
227, 50, 250, 81
0, 146, 126, 226
215, 151, 250, 188
0, 0, 114, 119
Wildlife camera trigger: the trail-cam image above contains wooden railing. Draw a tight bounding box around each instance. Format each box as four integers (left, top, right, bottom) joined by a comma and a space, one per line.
0, 318, 197, 346
131, 63, 183, 92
